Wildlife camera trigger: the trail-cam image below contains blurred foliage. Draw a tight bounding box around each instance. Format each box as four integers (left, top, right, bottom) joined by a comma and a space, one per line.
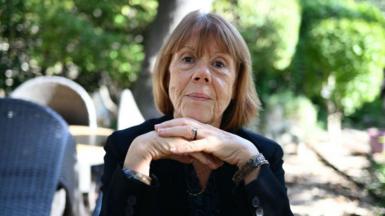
213, 0, 301, 101
214, 0, 385, 131
344, 96, 385, 129
299, 0, 385, 30
214, 0, 385, 120
2, 0, 385, 128
291, 0, 385, 116
262, 91, 318, 137
266, 91, 318, 128
0, 0, 157, 92
236, 0, 301, 72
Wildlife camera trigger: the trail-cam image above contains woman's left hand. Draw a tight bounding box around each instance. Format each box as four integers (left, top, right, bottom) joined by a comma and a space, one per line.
154, 118, 259, 168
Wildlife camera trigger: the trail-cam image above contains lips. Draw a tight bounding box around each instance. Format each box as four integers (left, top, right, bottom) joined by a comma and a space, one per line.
186, 92, 212, 101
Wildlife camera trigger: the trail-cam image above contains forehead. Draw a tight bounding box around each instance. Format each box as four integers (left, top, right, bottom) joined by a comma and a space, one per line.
180, 35, 228, 55
172, 24, 231, 57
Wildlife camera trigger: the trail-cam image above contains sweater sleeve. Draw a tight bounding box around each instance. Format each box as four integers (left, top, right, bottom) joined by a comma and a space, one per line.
233, 143, 293, 216
99, 133, 159, 216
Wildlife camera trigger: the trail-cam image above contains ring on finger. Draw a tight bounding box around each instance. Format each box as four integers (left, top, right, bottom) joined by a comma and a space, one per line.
191, 127, 198, 140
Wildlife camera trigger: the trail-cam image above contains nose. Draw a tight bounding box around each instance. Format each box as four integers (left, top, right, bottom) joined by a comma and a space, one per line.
192, 63, 211, 83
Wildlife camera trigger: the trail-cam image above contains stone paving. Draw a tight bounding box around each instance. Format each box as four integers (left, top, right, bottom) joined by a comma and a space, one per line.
282, 129, 385, 216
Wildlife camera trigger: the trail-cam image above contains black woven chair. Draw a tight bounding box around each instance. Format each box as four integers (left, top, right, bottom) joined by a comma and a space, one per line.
0, 98, 75, 216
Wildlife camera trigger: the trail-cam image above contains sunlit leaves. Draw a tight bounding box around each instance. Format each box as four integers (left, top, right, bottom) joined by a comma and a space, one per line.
213, 0, 301, 102
214, 0, 301, 74
295, 0, 385, 115
0, 0, 157, 91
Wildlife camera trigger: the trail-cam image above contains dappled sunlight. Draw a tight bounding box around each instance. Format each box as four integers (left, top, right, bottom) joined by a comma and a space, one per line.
279, 126, 385, 215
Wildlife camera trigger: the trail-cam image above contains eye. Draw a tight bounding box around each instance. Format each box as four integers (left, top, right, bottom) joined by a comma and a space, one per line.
181, 56, 195, 64
213, 60, 225, 69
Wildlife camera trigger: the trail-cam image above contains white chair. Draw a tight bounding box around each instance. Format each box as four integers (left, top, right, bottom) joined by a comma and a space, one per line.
11, 76, 97, 128
117, 89, 144, 130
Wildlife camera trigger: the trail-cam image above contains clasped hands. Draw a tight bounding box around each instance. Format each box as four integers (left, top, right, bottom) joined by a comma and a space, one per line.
123, 118, 259, 177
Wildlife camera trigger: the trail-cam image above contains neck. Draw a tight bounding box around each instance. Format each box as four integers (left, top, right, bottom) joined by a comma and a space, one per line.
192, 160, 212, 190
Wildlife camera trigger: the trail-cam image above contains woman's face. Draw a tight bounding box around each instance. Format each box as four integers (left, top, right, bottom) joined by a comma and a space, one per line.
168, 37, 237, 127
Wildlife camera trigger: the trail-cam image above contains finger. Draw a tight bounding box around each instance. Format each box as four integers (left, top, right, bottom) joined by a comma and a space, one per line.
167, 154, 194, 164
157, 125, 202, 140
159, 138, 223, 169
155, 117, 198, 130
189, 152, 218, 169
169, 139, 208, 155
171, 139, 227, 165
205, 154, 225, 169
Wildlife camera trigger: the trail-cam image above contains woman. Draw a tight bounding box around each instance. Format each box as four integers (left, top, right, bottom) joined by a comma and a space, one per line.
100, 10, 293, 216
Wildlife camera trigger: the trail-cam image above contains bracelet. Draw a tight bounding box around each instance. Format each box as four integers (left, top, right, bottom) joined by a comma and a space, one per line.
232, 153, 269, 185
122, 167, 152, 185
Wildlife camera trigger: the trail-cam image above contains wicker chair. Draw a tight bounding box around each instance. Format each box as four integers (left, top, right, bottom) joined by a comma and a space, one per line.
0, 98, 79, 216
10, 76, 97, 128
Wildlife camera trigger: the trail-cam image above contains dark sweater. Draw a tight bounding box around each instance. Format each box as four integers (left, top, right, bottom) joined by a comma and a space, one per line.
100, 116, 293, 216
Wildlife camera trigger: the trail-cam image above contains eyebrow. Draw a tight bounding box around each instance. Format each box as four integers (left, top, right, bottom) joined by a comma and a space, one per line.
180, 46, 230, 57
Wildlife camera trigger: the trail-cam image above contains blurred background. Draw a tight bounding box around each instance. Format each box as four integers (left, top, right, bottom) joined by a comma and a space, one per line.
1, 0, 385, 215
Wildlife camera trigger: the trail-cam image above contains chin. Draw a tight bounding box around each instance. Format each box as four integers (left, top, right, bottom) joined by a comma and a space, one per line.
182, 111, 214, 124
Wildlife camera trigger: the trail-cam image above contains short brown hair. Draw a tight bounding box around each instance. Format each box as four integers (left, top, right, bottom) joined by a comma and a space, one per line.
153, 10, 260, 130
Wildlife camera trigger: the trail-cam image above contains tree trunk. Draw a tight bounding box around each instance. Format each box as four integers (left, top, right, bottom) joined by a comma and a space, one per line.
326, 100, 342, 138
381, 69, 385, 110
132, 0, 212, 119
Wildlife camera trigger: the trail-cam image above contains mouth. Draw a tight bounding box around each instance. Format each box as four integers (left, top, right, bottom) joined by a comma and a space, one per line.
186, 92, 212, 101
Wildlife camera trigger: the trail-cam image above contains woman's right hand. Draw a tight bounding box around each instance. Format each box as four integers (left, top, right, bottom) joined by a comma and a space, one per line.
123, 131, 222, 176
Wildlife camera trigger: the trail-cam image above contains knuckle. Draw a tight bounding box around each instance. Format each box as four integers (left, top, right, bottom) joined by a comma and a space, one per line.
181, 118, 189, 125
155, 139, 170, 153
185, 143, 194, 152
163, 142, 175, 153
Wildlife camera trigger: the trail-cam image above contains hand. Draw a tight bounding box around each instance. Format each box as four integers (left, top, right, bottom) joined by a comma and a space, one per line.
154, 118, 260, 167
123, 131, 223, 176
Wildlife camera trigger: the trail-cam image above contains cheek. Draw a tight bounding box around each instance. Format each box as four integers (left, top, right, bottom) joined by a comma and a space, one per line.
216, 80, 236, 110
168, 74, 185, 106
168, 82, 178, 104
219, 79, 235, 99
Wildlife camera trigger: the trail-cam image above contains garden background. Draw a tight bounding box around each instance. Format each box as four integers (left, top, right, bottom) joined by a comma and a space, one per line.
1, 0, 385, 215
